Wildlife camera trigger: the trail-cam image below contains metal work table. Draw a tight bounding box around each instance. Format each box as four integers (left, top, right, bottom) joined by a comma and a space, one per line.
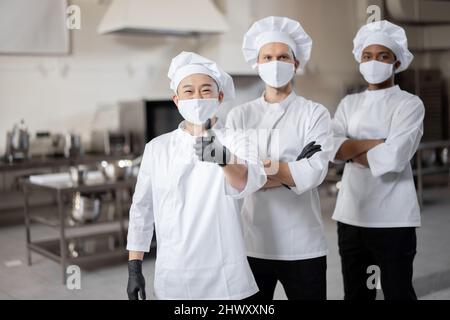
0, 153, 135, 173
21, 176, 136, 284
0, 153, 136, 221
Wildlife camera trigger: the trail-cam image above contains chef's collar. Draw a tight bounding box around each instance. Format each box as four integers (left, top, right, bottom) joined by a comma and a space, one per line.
177, 118, 223, 139
260, 90, 297, 111
364, 85, 400, 99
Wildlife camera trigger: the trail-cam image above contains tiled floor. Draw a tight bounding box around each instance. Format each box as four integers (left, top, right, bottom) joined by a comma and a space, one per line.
1, 194, 450, 300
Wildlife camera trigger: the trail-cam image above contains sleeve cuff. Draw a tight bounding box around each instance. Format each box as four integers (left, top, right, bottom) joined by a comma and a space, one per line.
287, 158, 327, 195
330, 137, 348, 164
225, 162, 267, 199
126, 228, 154, 253
366, 143, 386, 177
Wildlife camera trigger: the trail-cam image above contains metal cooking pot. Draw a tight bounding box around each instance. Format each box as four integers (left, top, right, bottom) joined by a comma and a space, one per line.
70, 192, 101, 223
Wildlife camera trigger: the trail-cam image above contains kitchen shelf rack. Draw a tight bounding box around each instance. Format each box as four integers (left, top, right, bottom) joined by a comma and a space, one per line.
21, 177, 136, 284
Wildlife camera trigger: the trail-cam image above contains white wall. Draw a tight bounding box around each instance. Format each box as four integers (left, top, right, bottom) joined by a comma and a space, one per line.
0, 0, 199, 155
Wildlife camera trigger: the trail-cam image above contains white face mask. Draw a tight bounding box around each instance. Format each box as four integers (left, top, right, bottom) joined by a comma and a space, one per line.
177, 98, 219, 125
359, 60, 395, 84
258, 61, 295, 88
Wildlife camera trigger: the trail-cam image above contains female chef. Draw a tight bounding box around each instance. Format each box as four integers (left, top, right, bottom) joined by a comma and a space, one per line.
331, 20, 425, 300
126, 52, 267, 300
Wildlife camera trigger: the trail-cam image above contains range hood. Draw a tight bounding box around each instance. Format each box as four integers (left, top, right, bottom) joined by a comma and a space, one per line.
98, 0, 229, 35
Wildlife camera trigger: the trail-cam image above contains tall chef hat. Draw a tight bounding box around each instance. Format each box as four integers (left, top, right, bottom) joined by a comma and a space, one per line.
353, 20, 414, 73
168, 51, 235, 101
242, 16, 313, 71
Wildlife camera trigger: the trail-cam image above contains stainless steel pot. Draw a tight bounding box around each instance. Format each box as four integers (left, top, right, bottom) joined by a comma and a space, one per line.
70, 192, 101, 223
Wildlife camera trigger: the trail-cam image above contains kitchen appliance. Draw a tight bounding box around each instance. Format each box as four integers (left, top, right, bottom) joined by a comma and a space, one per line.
29, 132, 65, 157
4, 119, 30, 162
97, 0, 229, 35
91, 131, 131, 155
119, 100, 184, 154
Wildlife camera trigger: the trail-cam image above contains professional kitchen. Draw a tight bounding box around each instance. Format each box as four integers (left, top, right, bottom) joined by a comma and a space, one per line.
0, 0, 450, 303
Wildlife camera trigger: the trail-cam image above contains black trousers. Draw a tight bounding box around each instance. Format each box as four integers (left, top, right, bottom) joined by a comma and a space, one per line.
244, 255, 326, 300
337, 222, 417, 300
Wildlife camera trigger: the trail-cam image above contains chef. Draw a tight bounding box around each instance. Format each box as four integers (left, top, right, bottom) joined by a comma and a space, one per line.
126, 51, 267, 300
331, 20, 424, 300
226, 16, 332, 300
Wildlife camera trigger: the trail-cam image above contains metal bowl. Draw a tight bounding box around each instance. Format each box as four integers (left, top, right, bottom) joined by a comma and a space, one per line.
70, 192, 101, 223
98, 159, 133, 181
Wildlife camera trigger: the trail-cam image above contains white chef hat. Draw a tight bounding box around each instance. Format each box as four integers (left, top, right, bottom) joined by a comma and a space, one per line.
353, 20, 413, 73
242, 16, 312, 71
167, 51, 235, 101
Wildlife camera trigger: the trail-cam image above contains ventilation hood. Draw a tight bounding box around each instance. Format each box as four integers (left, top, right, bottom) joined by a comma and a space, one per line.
98, 0, 229, 35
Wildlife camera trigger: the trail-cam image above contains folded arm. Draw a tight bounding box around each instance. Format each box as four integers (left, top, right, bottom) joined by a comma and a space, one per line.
366, 99, 425, 176
222, 156, 248, 191
335, 139, 384, 162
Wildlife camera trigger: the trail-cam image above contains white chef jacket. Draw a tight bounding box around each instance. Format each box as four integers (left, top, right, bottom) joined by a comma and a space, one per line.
331, 85, 425, 228
126, 120, 267, 300
226, 91, 332, 260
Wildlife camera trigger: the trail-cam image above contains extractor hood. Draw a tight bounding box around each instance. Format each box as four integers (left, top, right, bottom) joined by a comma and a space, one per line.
98, 0, 229, 35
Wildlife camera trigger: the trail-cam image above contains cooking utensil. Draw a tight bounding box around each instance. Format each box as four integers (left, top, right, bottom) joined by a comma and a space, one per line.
98, 156, 142, 181
70, 192, 101, 223
5, 120, 29, 162
69, 165, 90, 184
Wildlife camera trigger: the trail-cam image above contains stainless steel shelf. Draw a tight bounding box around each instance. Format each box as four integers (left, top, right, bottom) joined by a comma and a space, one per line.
28, 231, 127, 264
28, 201, 131, 229
21, 177, 136, 284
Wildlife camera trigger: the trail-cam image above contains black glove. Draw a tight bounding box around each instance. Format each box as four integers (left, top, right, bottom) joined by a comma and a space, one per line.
282, 141, 322, 190
194, 130, 231, 167
127, 259, 146, 300
297, 141, 322, 160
